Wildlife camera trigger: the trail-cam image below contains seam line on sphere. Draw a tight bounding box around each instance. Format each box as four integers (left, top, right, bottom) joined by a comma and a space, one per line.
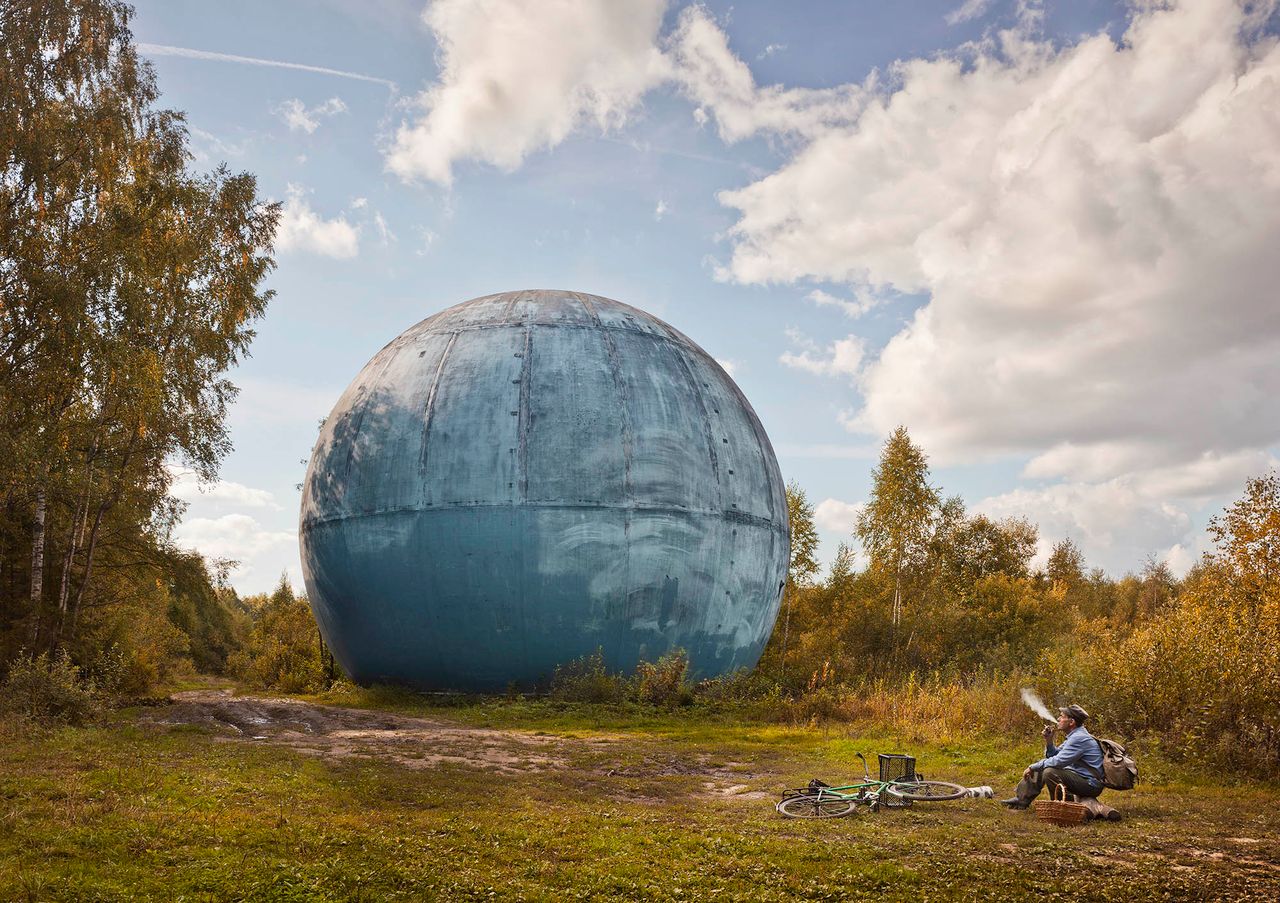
340, 351, 399, 481
666, 342, 723, 508
517, 326, 532, 501
418, 331, 459, 477
300, 502, 783, 530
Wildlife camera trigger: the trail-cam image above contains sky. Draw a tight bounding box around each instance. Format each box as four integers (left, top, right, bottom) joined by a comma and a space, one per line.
134, 0, 1280, 595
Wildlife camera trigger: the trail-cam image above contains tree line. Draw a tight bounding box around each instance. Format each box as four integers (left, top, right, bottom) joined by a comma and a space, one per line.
761, 427, 1279, 774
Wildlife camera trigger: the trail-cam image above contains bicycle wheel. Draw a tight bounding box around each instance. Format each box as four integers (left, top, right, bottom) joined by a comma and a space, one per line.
777, 794, 857, 819
885, 780, 966, 801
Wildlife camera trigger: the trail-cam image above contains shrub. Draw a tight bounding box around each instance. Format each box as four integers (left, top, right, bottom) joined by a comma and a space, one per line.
549, 649, 629, 703
634, 648, 692, 707
0, 650, 100, 724
693, 668, 781, 705
228, 577, 329, 693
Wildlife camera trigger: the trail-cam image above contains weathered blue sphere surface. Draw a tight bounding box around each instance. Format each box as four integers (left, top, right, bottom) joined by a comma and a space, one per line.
300, 290, 788, 691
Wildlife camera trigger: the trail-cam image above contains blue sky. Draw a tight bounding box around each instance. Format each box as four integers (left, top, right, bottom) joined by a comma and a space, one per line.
134, 0, 1280, 594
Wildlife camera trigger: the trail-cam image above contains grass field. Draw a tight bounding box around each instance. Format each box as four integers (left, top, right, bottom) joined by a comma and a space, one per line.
1, 684, 1278, 901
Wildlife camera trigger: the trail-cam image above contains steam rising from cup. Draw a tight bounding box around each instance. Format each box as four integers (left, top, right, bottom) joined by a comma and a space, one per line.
1020, 688, 1057, 725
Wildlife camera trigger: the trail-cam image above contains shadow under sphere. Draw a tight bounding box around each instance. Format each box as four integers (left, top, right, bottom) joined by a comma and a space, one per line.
299, 290, 789, 691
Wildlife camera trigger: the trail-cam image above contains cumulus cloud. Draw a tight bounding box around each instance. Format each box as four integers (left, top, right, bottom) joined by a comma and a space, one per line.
814, 498, 864, 534
654, 199, 669, 220
168, 468, 280, 510
383, 1, 869, 183
714, 357, 738, 376
975, 480, 1193, 576
807, 288, 881, 320
666, 5, 862, 143
779, 329, 865, 379
276, 96, 347, 133
276, 185, 360, 258
174, 514, 295, 558
173, 514, 298, 589
167, 465, 302, 594
718, 0, 1280, 496
387, 0, 669, 184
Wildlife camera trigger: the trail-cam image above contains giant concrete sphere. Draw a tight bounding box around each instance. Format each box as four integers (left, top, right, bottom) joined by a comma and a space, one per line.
300, 290, 788, 691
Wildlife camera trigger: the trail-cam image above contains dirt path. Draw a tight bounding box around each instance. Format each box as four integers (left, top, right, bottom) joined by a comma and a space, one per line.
145, 690, 771, 799
147, 689, 588, 773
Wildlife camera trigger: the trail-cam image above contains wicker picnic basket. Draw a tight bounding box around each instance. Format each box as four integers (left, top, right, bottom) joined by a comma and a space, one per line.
1033, 784, 1089, 826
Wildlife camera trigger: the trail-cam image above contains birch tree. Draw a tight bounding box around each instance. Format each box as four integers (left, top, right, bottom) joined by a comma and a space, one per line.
0, 0, 278, 654
856, 426, 939, 629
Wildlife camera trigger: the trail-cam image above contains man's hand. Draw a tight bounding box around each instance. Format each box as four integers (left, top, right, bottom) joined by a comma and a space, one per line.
1023, 766, 1034, 780
1042, 723, 1056, 743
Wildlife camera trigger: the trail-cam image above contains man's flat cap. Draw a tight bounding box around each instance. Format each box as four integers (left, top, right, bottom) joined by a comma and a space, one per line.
1059, 703, 1089, 723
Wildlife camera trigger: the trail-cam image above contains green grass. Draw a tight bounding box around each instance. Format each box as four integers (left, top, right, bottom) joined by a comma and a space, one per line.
1, 691, 1278, 901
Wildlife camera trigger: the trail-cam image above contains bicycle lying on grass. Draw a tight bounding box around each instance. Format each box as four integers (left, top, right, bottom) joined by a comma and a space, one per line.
777, 753, 966, 819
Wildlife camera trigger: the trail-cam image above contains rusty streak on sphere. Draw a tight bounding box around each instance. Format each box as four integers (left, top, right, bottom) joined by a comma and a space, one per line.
299, 290, 789, 691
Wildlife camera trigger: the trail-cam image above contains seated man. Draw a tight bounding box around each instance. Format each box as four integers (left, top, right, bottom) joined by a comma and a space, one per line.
1002, 703, 1103, 809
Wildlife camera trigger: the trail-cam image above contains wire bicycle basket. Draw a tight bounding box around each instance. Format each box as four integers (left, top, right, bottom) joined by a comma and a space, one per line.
878, 754, 916, 784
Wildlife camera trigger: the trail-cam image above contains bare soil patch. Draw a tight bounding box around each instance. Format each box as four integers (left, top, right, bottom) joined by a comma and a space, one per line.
148, 689, 581, 774
145, 691, 774, 799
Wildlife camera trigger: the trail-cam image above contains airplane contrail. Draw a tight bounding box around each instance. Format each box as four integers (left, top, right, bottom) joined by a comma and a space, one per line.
137, 43, 397, 90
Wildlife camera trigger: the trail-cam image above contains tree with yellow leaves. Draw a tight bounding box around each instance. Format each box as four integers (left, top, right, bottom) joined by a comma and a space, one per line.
0, 0, 278, 660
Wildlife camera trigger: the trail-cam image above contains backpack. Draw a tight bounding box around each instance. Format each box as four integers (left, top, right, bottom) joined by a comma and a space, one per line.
1094, 737, 1138, 791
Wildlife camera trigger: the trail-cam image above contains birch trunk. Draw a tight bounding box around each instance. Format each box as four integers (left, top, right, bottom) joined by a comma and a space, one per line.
28, 486, 46, 644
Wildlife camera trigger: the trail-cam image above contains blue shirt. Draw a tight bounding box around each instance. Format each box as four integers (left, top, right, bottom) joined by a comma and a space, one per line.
1033, 726, 1104, 791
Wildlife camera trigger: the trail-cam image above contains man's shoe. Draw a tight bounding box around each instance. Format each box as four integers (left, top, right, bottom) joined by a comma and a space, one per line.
1105, 809, 1122, 822
1000, 798, 1028, 809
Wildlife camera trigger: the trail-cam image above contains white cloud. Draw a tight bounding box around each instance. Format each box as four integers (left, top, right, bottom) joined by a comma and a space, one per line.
276, 96, 348, 134
814, 498, 863, 534
1023, 445, 1279, 500
373, 212, 396, 244
807, 288, 881, 320
188, 127, 247, 165
276, 185, 360, 258
714, 357, 738, 376
756, 43, 786, 60
173, 514, 298, 589
387, 0, 669, 184
383, 1, 868, 184
667, 5, 862, 143
945, 0, 995, 26
168, 468, 280, 510
779, 330, 865, 378
975, 480, 1193, 576
654, 199, 669, 220
717, 0, 1280, 497
415, 226, 438, 256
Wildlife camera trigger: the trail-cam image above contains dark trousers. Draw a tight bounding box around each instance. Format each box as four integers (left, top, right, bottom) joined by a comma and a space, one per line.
1015, 766, 1102, 803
